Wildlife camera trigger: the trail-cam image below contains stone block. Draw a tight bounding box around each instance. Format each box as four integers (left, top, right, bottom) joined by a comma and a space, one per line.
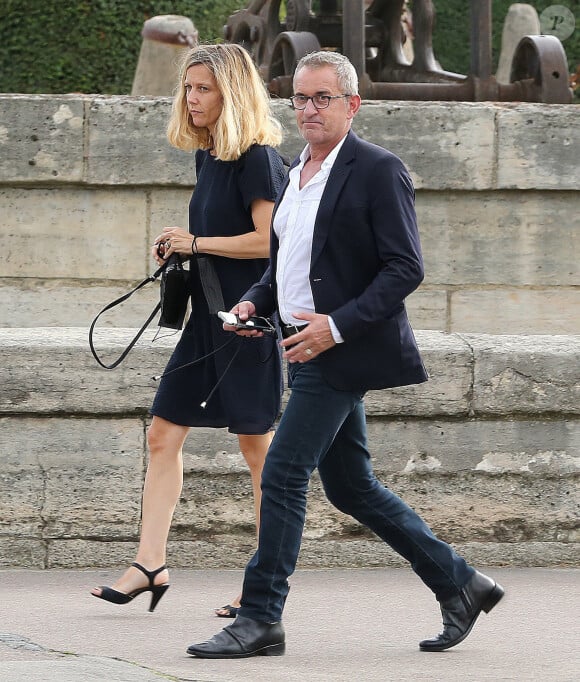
2, 413, 577, 569
304, 538, 580, 569
0, 418, 146, 539
0, 94, 85, 183
39, 537, 580, 571
389, 473, 579, 544
0, 187, 148, 279
176, 435, 263, 540
416, 191, 580, 287
0, 420, 45, 537
450, 288, 580, 334
43, 425, 144, 539
41, 471, 579, 569
303, 469, 578, 546
182, 429, 246, 466
172, 414, 580, 476
3, 329, 580, 420
169, 466, 579, 567
0, 328, 176, 414
148, 189, 192, 247
86, 97, 197, 185
365, 331, 472, 417
165, 538, 257, 569
0, 538, 46, 568
1, 96, 578, 195
47, 540, 138, 569
0, 280, 161, 328
275, 101, 497, 190
48, 538, 256, 570
497, 105, 580, 189
366, 418, 580, 473
178, 420, 578, 549
175, 477, 257, 539
406, 289, 448, 332
355, 102, 496, 190
465, 334, 580, 415
451, 541, 579, 567
0, 328, 470, 417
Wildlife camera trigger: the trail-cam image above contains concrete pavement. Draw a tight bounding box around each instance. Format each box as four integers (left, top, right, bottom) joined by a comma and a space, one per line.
0, 567, 578, 681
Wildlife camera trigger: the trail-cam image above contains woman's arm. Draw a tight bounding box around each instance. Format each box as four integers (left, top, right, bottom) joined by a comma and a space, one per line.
196, 198, 273, 258
155, 198, 274, 261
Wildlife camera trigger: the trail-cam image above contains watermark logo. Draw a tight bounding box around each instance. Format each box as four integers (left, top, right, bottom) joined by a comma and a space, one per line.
539, 5, 576, 41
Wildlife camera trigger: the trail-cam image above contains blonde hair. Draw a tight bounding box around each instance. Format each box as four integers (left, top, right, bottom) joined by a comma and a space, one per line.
167, 43, 282, 161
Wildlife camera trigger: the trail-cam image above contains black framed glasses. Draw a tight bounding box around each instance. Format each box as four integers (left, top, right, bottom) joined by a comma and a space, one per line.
289, 94, 351, 110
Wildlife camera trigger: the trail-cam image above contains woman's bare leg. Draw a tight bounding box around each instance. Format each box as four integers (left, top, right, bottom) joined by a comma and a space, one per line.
215, 431, 273, 613
91, 416, 189, 595
238, 431, 274, 534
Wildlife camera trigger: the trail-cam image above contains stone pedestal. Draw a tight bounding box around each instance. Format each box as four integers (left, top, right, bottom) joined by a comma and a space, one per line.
131, 15, 198, 96
496, 4, 540, 84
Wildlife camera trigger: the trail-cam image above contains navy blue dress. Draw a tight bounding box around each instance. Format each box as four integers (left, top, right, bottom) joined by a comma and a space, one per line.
151, 145, 285, 434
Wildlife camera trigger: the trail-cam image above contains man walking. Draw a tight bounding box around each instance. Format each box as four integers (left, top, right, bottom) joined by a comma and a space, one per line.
187, 50, 504, 658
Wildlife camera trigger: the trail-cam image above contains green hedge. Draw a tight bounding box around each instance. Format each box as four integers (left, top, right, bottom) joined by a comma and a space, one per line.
0, 0, 578, 96
433, 0, 579, 77
0, 0, 246, 94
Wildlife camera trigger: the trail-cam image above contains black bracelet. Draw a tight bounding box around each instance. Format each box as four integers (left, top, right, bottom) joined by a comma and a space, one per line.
191, 235, 198, 254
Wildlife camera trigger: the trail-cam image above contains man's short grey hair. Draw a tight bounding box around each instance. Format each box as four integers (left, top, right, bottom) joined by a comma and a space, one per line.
294, 51, 359, 95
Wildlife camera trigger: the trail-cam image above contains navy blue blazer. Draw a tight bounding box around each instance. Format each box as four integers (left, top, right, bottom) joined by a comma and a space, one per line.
244, 130, 428, 392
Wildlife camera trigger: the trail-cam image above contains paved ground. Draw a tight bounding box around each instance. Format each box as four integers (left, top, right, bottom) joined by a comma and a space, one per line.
0, 567, 578, 681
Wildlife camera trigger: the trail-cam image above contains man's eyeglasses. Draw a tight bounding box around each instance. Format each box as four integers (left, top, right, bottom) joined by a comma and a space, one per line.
289, 94, 351, 110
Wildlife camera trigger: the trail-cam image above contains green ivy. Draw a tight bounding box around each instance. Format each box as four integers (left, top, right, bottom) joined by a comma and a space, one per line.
0, 0, 577, 98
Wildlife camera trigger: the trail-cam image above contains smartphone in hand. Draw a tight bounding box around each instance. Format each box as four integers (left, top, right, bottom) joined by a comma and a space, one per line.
217, 311, 276, 335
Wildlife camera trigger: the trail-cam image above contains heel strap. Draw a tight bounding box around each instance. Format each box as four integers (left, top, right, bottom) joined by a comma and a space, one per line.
131, 562, 167, 587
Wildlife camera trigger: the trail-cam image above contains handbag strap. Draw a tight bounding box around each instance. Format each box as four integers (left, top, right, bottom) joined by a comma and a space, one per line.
196, 255, 225, 314
88, 262, 166, 370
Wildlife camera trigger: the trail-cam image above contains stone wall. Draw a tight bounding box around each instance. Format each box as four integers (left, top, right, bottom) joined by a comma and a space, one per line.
0, 95, 578, 333
0, 95, 578, 570
0, 328, 578, 569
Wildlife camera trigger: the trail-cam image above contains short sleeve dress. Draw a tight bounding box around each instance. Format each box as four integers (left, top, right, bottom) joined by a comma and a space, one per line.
150, 144, 286, 435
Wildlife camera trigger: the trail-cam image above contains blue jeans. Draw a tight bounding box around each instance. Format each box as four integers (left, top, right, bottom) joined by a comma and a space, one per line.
239, 360, 474, 623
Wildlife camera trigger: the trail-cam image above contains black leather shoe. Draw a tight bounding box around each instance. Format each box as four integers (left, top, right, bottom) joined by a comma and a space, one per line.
186, 615, 285, 659
419, 570, 504, 652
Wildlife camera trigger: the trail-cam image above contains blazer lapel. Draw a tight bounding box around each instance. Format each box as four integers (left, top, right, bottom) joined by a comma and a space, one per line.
310, 132, 357, 266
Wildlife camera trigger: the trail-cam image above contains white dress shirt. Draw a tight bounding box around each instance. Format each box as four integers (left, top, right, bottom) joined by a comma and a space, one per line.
273, 136, 348, 343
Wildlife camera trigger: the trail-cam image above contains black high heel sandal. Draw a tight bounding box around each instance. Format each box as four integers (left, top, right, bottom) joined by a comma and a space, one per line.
215, 604, 239, 618
92, 562, 169, 612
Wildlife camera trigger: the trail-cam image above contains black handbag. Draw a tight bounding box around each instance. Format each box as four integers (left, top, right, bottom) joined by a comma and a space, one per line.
89, 254, 189, 369
158, 254, 190, 330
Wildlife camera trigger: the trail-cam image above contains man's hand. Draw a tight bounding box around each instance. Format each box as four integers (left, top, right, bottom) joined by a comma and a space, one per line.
281, 311, 336, 363
223, 301, 264, 337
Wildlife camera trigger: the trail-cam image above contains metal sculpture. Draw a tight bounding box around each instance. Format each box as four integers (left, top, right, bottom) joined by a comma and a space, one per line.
223, 0, 572, 103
